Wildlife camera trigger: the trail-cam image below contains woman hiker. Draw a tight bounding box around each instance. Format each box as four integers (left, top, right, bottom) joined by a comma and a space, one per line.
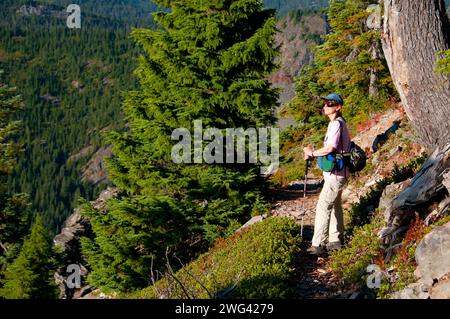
303, 93, 351, 255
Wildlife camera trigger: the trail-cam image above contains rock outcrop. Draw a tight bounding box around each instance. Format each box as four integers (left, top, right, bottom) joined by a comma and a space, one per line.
415, 222, 450, 287
67, 145, 95, 163
17, 4, 67, 19
40, 94, 60, 105
81, 146, 113, 185
17, 5, 48, 16
53, 187, 122, 299
352, 107, 405, 153
391, 221, 450, 299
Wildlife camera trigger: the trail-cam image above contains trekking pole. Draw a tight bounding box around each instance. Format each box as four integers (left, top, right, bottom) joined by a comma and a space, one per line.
300, 159, 309, 238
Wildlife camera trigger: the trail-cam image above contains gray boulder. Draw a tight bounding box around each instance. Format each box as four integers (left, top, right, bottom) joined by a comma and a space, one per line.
366, 4, 382, 30
430, 276, 450, 299
236, 214, 268, 233
391, 221, 450, 299
390, 282, 430, 299
415, 222, 450, 286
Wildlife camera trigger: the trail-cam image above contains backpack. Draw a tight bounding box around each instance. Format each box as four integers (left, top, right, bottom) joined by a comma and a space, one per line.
345, 141, 367, 173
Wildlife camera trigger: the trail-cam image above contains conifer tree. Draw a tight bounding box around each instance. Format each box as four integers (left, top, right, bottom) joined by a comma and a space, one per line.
0, 75, 29, 267
81, 0, 279, 292
289, 0, 396, 127
0, 215, 57, 299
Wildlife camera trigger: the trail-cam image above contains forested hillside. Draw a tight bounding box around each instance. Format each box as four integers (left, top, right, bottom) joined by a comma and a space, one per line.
0, 0, 160, 233
265, 0, 328, 16
38, 0, 162, 25
115, 0, 450, 300
79, 0, 280, 292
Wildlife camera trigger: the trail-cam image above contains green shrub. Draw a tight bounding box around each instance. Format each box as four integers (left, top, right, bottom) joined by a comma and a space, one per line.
377, 212, 450, 299
124, 217, 301, 299
329, 215, 383, 286
436, 49, 450, 75
346, 153, 427, 236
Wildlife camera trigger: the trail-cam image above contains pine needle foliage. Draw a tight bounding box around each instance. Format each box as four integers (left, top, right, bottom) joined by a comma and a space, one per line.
0, 76, 30, 276
82, 0, 280, 292
0, 215, 57, 299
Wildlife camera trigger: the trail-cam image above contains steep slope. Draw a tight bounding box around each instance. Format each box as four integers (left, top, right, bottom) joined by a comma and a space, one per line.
268, 10, 327, 127
264, 0, 329, 16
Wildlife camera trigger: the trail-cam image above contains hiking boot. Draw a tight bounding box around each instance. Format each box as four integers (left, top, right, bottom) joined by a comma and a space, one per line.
307, 246, 326, 256
326, 241, 342, 251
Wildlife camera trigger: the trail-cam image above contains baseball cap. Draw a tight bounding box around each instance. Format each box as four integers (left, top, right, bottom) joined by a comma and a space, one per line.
320, 93, 344, 105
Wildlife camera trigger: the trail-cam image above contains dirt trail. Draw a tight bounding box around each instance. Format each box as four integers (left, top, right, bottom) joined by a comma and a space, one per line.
268, 181, 355, 299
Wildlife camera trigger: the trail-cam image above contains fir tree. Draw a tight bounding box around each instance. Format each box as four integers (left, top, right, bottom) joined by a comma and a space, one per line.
288, 0, 396, 127
82, 0, 279, 292
0, 75, 30, 270
0, 215, 57, 299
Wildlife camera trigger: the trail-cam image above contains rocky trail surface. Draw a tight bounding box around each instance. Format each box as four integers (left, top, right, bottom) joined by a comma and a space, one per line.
268, 180, 357, 299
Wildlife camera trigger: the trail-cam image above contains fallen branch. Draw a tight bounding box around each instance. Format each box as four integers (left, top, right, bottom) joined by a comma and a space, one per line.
379, 143, 450, 241
174, 255, 214, 299
165, 248, 192, 299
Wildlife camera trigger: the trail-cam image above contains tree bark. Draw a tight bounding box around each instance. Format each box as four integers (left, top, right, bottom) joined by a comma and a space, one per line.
381, 0, 450, 150
369, 40, 383, 97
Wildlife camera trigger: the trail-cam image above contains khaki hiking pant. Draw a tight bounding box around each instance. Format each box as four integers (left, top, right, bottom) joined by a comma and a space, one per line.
311, 176, 346, 247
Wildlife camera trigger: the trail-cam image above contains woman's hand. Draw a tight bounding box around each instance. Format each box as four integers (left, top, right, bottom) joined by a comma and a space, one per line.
303, 146, 314, 160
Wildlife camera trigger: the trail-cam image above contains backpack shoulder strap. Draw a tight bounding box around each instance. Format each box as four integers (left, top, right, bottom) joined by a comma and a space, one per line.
337, 117, 344, 155
337, 117, 347, 178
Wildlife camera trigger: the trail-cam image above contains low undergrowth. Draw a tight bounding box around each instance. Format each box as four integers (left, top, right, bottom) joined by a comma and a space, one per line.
330, 152, 430, 298
123, 217, 301, 299
328, 214, 384, 288
376, 213, 427, 298
345, 153, 427, 237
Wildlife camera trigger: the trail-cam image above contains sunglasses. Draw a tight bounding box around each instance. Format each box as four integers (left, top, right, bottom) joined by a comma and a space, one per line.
323, 102, 338, 107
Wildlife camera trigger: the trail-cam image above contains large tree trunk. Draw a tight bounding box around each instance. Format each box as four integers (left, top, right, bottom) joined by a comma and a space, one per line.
381, 0, 450, 150
379, 1, 450, 242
